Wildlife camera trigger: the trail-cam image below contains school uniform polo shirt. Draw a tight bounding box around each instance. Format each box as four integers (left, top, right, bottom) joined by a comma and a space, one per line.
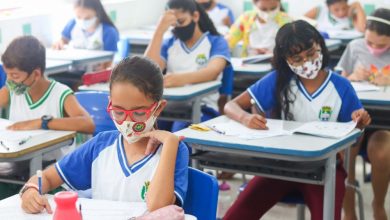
207, 3, 235, 26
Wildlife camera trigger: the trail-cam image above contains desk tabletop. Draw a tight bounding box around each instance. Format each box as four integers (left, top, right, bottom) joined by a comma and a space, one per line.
45, 59, 72, 75
79, 81, 221, 101
46, 49, 114, 64
357, 86, 390, 106
325, 39, 342, 52
0, 194, 196, 220
0, 130, 75, 158
231, 58, 273, 75
175, 116, 361, 158
121, 28, 172, 45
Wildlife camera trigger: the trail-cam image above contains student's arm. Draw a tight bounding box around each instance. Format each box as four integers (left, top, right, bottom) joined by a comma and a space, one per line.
0, 87, 9, 107
20, 166, 63, 214
304, 7, 319, 19
224, 91, 267, 129
52, 37, 69, 50
349, 2, 366, 33
7, 94, 95, 134
140, 130, 181, 211
145, 10, 177, 70
164, 58, 226, 87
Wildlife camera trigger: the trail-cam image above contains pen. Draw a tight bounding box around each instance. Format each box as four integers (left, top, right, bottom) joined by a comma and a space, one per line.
19, 136, 32, 145
206, 125, 225, 135
0, 141, 9, 151
37, 170, 42, 195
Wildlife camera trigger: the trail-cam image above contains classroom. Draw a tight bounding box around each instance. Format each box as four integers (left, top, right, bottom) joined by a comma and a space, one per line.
0, 0, 389, 219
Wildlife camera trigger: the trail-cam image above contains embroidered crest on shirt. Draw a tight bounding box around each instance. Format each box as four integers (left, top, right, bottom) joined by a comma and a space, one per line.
319, 106, 332, 121
195, 54, 208, 67
141, 181, 150, 201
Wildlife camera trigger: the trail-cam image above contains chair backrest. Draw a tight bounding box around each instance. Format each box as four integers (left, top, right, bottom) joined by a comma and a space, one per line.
184, 167, 219, 220
219, 64, 234, 97
0, 64, 6, 89
74, 91, 116, 136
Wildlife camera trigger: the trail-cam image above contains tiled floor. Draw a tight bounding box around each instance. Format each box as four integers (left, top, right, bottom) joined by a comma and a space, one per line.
214, 156, 390, 219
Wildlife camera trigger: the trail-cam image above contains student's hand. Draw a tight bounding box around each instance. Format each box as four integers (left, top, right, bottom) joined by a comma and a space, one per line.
145, 137, 161, 155
371, 73, 390, 86
351, 66, 371, 81
351, 108, 371, 130
138, 130, 180, 146
242, 114, 268, 130
156, 10, 177, 34
348, 2, 362, 17
21, 188, 52, 214
52, 40, 65, 50
163, 74, 185, 88
7, 119, 41, 131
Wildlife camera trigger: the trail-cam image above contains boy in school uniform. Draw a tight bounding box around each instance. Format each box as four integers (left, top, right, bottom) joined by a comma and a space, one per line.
0, 36, 94, 173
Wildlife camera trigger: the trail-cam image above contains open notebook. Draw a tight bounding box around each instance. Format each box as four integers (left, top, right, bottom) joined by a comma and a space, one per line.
291, 121, 358, 139
0, 118, 49, 150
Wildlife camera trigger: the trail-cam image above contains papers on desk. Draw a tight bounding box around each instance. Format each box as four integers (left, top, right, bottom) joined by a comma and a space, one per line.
211, 119, 288, 140
351, 82, 380, 92
291, 121, 357, 139
233, 54, 273, 65
326, 30, 363, 40
0, 118, 49, 150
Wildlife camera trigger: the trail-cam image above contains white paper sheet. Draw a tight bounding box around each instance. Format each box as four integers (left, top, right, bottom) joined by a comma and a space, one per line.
351, 82, 380, 92
326, 30, 363, 39
211, 119, 288, 140
292, 121, 357, 139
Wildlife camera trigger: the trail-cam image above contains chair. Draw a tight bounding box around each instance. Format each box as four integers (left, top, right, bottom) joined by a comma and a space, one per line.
184, 167, 219, 220
0, 64, 6, 89
74, 91, 116, 136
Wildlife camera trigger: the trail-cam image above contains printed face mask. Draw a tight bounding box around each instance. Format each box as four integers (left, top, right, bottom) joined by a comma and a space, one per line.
172, 20, 196, 42
288, 53, 323, 80
76, 16, 97, 30
6, 74, 34, 95
113, 102, 160, 144
366, 41, 389, 57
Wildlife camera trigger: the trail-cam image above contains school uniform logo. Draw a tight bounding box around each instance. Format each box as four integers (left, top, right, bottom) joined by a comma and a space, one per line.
319, 106, 332, 121
195, 54, 208, 67
141, 181, 150, 201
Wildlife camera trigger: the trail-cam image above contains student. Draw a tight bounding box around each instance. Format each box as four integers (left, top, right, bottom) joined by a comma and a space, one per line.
226, 0, 291, 57
145, 0, 230, 132
337, 8, 390, 220
196, 0, 235, 28
20, 56, 189, 214
223, 20, 371, 220
0, 36, 94, 165
52, 0, 119, 53
305, 0, 366, 33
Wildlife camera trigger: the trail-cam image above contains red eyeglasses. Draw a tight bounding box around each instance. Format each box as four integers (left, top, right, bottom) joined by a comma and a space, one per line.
107, 101, 158, 124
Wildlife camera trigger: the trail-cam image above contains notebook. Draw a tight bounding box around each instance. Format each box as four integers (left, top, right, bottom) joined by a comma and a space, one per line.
291, 121, 357, 139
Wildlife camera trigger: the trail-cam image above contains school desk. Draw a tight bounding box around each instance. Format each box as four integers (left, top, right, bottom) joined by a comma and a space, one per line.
46, 49, 114, 70
0, 194, 197, 220
45, 59, 72, 76
357, 86, 390, 130
0, 130, 75, 185
121, 27, 172, 54
325, 39, 343, 52
79, 81, 221, 123
175, 116, 362, 220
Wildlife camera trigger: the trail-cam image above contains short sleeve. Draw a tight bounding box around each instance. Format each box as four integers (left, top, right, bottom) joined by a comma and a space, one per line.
334, 76, 363, 122
160, 37, 175, 64
247, 71, 278, 113
102, 24, 119, 52
173, 141, 189, 207
209, 35, 231, 63
337, 42, 355, 75
227, 8, 235, 23
61, 19, 76, 41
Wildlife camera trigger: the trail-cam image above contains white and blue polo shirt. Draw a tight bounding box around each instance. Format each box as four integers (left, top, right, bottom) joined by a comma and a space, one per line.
248, 71, 363, 122
161, 32, 231, 109
62, 19, 119, 52
208, 3, 235, 27
55, 130, 189, 206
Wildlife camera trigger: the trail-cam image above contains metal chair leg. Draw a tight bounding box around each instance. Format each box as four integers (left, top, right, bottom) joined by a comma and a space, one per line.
297, 204, 305, 220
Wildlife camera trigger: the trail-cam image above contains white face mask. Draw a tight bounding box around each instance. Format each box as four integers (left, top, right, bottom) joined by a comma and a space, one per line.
287, 53, 323, 80
257, 6, 280, 22
76, 16, 97, 30
113, 103, 160, 144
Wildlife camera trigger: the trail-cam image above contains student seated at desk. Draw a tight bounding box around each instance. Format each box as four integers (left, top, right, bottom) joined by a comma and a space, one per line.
196, 0, 235, 28
0, 36, 94, 174
222, 20, 371, 220
19, 56, 188, 214
305, 0, 366, 33
51, 0, 119, 89
337, 8, 390, 220
226, 0, 291, 57
145, 0, 230, 132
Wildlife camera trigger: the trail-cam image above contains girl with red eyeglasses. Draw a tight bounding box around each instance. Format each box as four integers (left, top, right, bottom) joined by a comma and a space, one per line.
19, 56, 189, 214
